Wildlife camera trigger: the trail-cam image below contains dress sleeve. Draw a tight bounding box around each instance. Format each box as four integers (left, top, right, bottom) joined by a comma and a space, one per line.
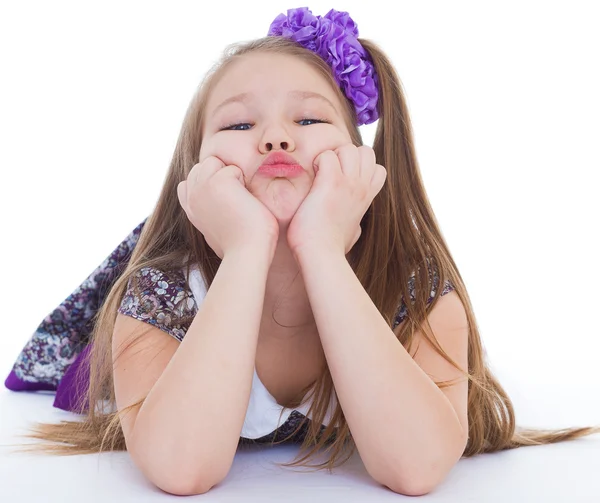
117, 266, 197, 342
392, 266, 455, 330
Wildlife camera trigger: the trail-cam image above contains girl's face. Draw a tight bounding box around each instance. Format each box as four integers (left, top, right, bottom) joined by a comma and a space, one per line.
200, 52, 353, 225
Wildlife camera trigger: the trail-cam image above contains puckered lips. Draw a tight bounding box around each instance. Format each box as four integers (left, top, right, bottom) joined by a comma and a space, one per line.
257, 152, 304, 178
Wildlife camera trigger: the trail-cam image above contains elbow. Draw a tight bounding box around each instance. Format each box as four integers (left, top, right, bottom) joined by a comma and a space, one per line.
128, 429, 234, 495
382, 430, 468, 496
382, 475, 438, 497
155, 477, 218, 497
149, 466, 225, 496
370, 461, 439, 496
130, 445, 229, 496
377, 463, 444, 496
376, 445, 465, 496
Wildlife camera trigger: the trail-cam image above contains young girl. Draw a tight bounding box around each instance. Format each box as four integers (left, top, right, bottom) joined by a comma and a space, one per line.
5, 6, 600, 497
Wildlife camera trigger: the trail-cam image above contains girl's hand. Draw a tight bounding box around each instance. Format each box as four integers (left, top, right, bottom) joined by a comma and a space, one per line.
287, 144, 387, 257
177, 155, 279, 260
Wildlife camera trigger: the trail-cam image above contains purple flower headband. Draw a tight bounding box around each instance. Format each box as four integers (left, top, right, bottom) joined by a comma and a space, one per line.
267, 7, 379, 126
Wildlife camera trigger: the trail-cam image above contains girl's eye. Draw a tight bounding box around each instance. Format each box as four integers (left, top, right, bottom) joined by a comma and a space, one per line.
220, 118, 330, 131
297, 118, 329, 126
221, 123, 252, 131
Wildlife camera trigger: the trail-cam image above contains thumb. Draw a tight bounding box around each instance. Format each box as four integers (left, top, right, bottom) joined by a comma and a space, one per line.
234, 165, 247, 187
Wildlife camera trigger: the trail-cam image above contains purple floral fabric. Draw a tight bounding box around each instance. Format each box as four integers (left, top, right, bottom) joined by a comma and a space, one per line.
393, 264, 456, 330
4, 219, 148, 409
117, 267, 197, 342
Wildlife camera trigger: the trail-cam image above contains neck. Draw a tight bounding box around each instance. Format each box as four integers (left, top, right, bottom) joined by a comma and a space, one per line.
262, 229, 315, 335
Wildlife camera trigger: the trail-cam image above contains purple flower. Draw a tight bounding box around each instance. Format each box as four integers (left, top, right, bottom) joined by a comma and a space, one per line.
267, 7, 379, 125
268, 7, 321, 50
323, 9, 358, 38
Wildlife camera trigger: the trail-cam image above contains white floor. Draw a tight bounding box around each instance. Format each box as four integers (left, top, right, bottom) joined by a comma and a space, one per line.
2, 373, 600, 502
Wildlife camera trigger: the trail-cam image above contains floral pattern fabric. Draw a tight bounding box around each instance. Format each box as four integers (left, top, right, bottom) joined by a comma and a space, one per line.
5, 219, 148, 393
117, 267, 196, 343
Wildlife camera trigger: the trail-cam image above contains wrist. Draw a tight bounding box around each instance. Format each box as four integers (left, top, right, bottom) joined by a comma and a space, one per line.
292, 243, 344, 266
224, 242, 276, 267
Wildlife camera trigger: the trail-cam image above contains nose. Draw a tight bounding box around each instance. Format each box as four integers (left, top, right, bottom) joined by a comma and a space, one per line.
265, 141, 288, 151
259, 124, 295, 153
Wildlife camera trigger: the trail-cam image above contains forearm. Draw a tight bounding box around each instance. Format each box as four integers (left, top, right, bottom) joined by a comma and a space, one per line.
295, 248, 465, 492
132, 246, 273, 490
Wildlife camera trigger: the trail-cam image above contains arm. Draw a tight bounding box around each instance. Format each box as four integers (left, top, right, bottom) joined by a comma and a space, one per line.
129, 245, 273, 493
294, 248, 469, 496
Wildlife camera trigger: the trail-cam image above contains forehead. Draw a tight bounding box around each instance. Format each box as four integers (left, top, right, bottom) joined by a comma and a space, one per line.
207, 52, 341, 111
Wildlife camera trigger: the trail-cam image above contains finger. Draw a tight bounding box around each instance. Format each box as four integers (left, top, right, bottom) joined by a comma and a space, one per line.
334, 144, 360, 177
190, 155, 226, 185
370, 164, 387, 192
313, 150, 340, 179
231, 165, 247, 187
177, 181, 188, 210
219, 165, 246, 187
354, 225, 362, 244
358, 146, 377, 183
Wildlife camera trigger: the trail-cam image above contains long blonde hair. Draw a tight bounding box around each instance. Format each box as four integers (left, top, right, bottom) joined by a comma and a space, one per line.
8, 36, 600, 472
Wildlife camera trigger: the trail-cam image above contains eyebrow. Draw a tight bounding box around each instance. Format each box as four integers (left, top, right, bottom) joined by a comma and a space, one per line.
213, 90, 338, 114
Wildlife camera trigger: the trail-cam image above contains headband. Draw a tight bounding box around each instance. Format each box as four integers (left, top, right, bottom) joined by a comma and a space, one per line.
267, 7, 379, 126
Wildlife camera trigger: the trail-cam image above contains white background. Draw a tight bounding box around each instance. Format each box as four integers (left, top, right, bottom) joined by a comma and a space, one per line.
1, 0, 599, 438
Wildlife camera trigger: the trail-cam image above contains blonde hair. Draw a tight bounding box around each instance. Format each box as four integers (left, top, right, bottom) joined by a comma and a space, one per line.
8, 36, 600, 473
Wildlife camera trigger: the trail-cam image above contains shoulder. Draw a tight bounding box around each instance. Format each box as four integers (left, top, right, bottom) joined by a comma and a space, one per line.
117, 266, 197, 342
392, 264, 455, 330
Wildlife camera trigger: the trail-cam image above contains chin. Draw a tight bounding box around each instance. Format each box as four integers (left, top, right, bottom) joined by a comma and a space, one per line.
266, 202, 300, 225
258, 181, 306, 216
262, 201, 304, 228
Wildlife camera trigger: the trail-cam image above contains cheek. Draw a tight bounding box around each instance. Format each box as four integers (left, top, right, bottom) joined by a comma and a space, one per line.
199, 136, 254, 171
308, 133, 353, 159
305, 125, 351, 146
198, 135, 220, 163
